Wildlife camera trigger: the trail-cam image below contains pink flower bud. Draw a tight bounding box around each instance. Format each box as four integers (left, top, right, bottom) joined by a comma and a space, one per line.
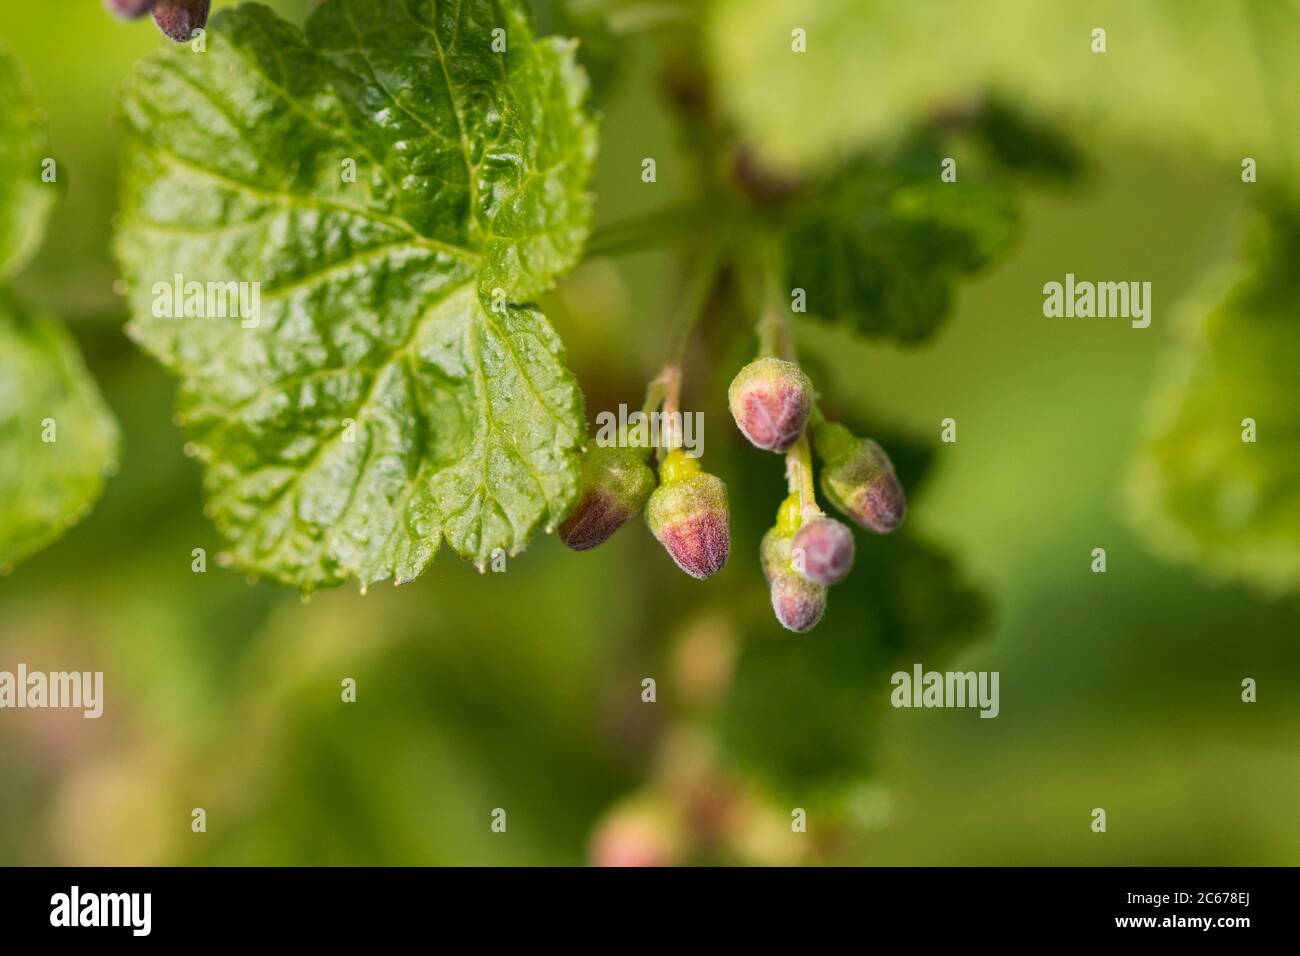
770, 569, 828, 632
647, 456, 730, 579
559, 446, 655, 551
728, 357, 813, 453
589, 798, 681, 867
815, 421, 906, 533
105, 0, 158, 18
791, 516, 855, 585
152, 0, 209, 42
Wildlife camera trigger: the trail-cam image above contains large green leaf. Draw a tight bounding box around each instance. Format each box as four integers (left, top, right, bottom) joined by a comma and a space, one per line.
708, 0, 1300, 177
1128, 205, 1300, 594
114, 1, 597, 591
0, 299, 120, 571
0, 42, 57, 282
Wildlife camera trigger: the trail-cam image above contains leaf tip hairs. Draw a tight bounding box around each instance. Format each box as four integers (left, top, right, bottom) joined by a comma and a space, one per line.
727, 357, 813, 453
647, 451, 730, 580
558, 446, 655, 552
814, 420, 907, 534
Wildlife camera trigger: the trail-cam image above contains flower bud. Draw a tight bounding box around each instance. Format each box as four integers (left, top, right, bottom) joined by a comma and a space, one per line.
152, 0, 209, 42
559, 446, 655, 551
815, 421, 906, 533
728, 357, 813, 453
647, 451, 730, 579
589, 797, 682, 867
770, 569, 828, 633
791, 516, 855, 585
105, 0, 158, 17
761, 530, 827, 632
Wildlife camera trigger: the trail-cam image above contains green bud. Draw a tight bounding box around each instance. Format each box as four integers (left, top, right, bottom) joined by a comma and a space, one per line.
152, 0, 209, 42
815, 421, 906, 533
647, 452, 730, 579
728, 357, 813, 453
558, 446, 655, 551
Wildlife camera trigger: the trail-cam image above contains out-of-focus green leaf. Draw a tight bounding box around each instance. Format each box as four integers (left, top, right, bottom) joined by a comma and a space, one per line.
785, 151, 1018, 343
114, 1, 597, 591
721, 530, 989, 800
0, 299, 120, 570
1128, 204, 1300, 593
0, 43, 57, 282
708, 0, 1300, 178
958, 97, 1084, 182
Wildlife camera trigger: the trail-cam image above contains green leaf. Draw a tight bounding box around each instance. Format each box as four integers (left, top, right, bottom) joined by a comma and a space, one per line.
114, 1, 597, 591
0, 42, 57, 282
0, 45, 116, 570
0, 298, 120, 571
720, 531, 989, 800
785, 151, 1018, 343
1127, 204, 1300, 594
958, 97, 1084, 183
708, 0, 1300, 179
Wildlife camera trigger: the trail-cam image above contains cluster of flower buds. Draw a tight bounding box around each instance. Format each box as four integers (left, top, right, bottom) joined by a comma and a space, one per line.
105, 0, 210, 43
761, 501, 828, 633
730, 356, 904, 632
560, 436, 730, 581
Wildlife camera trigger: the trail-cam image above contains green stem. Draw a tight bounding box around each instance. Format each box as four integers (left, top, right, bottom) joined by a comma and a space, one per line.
585, 203, 713, 259
746, 233, 795, 361
663, 242, 722, 369
786, 433, 821, 517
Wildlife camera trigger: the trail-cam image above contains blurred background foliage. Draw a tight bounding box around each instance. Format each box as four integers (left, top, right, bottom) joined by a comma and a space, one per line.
0, 0, 1297, 865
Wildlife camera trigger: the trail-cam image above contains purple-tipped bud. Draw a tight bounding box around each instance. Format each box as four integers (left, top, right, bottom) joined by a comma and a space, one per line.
106, 0, 159, 18
815, 421, 906, 533
728, 357, 813, 453
152, 0, 209, 42
559, 446, 655, 551
590, 798, 681, 868
791, 516, 855, 585
647, 460, 730, 579
770, 569, 828, 632
761, 530, 827, 632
